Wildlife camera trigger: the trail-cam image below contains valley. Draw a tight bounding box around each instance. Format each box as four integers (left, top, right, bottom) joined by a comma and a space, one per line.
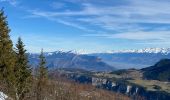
27, 49, 170, 99
54, 67, 170, 100
47, 57, 170, 100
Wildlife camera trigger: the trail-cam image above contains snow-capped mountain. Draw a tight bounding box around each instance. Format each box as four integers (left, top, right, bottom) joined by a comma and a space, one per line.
28, 48, 170, 70
107, 48, 170, 54
90, 48, 170, 69
44, 50, 88, 56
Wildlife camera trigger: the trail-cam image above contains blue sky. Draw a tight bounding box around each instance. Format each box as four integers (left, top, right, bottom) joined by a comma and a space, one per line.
1, 0, 170, 53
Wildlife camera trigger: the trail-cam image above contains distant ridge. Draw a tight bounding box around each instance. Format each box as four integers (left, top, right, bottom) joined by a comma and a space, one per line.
29, 48, 170, 55
142, 59, 170, 81
98, 48, 170, 54
90, 48, 170, 69
28, 48, 170, 70
28, 51, 115, 72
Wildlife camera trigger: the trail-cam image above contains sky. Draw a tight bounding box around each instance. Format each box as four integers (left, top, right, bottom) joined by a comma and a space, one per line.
0, 0, 170, 53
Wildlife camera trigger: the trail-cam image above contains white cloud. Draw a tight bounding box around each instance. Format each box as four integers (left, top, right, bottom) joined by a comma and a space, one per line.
25, 0, 170, 44
7, 0, 170, 52
27, 0, 170, 32
27, 9, 95, 32
32, 1, 170, 19
56, 19, 94, 32
0, 0, 18, 6
83, 31, 170, 41
111, 31, 170, 40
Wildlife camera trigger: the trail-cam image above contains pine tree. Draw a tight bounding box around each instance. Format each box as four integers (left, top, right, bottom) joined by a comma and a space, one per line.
14, 37, 32, 100
36, 49, 48, 100
0, 9, 16, 89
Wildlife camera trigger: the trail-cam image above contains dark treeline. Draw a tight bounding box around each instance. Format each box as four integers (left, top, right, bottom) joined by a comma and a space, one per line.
0, 9, 131, 100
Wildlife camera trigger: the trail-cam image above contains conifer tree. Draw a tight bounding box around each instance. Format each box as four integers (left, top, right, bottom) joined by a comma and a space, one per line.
36, 49, 48, 100
0, 9, 16, 88
14, 37, 32, 100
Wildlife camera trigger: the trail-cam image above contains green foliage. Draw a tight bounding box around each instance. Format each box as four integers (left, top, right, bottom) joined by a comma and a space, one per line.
14, 37, 32, 100
0, 9, 16, 87
0, 9, 32, 99
36, 49, 48, 100
37, 49, 48, 81
143, 59, 170, 81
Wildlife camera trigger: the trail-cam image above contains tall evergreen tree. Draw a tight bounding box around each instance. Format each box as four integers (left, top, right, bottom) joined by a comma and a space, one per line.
0, 9, 15, 88
36, 49, 48, 100
14, 37, 32, 100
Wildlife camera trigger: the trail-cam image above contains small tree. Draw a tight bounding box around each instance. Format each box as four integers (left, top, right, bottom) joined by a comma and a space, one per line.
36, 49, 48, 100
14, 37, 32, 100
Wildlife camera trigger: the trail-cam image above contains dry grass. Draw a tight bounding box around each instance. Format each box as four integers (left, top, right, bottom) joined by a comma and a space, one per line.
1, 77, 131, 100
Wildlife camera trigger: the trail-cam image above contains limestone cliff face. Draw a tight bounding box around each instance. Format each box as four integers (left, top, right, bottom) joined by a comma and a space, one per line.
92, 77, 107, 86
69, 75, 170, 100
91, 77, 170, 100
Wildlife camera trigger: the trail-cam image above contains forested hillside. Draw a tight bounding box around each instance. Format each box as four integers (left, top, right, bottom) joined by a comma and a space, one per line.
142, 59, 170, 81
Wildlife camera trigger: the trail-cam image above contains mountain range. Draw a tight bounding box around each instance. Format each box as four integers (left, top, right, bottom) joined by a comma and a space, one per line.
28, 48, 170, 71
28, 51, 115, 71
105, 48, 170, 54
91, 48, 170, 69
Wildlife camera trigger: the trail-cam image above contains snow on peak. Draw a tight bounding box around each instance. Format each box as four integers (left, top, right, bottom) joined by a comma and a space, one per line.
110, 48, 170, 54
29, 48, 170, 55
44, 50, 88, 55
